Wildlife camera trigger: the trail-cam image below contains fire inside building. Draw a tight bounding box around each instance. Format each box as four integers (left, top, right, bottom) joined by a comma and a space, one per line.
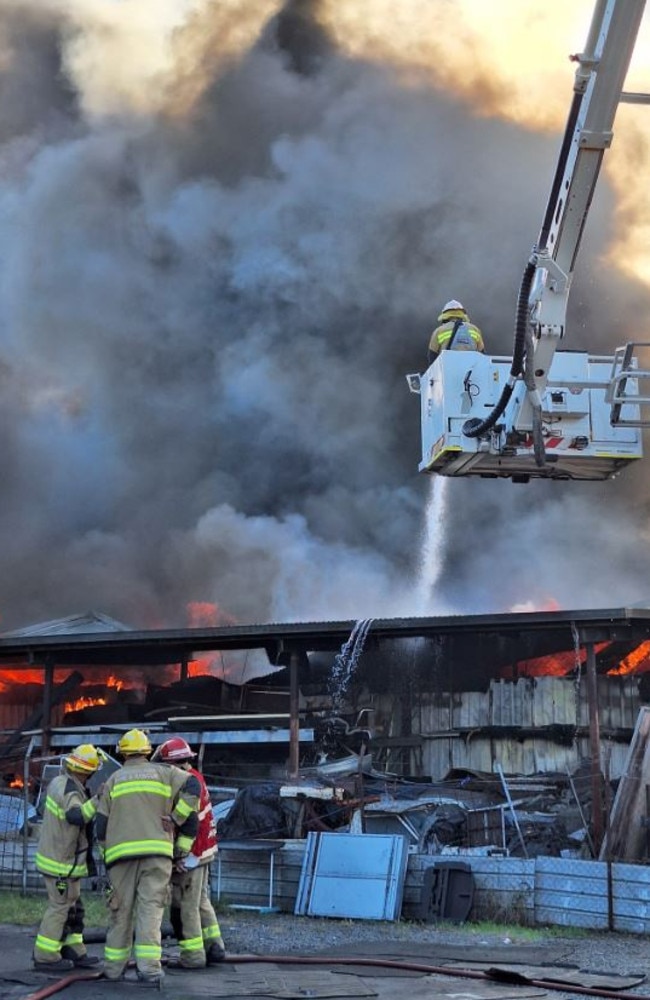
1, 605, 650, 876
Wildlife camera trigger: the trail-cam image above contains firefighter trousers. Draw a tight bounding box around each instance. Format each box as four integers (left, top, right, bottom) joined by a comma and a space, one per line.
170, 864, 223, 967
103, 855, 172, 980
34, 876, 87, 964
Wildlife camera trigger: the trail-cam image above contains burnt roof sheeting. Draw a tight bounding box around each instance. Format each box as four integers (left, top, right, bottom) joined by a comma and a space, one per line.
0, 607, 648, 673
1, 612, 132, 637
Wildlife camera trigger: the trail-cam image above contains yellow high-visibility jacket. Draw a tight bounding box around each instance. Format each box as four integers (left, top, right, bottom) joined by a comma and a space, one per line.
35, 772, 98, 878
95, 756, 199, 868
428, 319, 484, 360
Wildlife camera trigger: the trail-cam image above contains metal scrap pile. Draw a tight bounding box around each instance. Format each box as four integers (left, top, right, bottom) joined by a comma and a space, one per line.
215, 760, 599, 859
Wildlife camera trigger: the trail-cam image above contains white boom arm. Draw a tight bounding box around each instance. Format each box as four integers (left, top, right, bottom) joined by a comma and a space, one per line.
519, 0, 645, 424
409, 0, 649, 482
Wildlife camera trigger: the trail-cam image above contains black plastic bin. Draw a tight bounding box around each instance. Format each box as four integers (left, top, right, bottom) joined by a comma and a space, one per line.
414, 860, 474, 923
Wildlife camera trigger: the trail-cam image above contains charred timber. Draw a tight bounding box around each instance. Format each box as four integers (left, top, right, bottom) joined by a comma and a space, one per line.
453, 724, 633, 745
595, 641, 642, 674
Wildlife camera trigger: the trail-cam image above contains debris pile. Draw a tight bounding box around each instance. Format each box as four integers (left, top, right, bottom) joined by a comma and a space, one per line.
216, 758, 601, 859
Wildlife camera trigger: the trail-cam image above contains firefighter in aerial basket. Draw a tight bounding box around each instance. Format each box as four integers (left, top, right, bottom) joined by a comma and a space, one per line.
152, 737, 226, 969
95, 728, 200, 985
428, 299, 485, 365
33, 743, 104, 972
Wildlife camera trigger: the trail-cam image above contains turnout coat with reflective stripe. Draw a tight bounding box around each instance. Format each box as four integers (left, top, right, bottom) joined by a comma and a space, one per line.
428, 319, 484, 356
96, 757, 199, 867
35, 772, 97, 878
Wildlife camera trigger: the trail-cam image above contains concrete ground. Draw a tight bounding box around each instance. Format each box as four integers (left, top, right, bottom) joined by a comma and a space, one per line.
2, 922, 649, 1000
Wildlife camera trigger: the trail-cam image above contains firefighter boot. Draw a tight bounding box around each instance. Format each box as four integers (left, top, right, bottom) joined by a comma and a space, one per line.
33, 957, 75, 973
61, 945, 101, 968
206, 938, 226, 964
136, 969, 165, 985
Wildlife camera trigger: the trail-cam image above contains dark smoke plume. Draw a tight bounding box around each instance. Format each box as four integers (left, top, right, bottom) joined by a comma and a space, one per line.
0, 0, 648, 631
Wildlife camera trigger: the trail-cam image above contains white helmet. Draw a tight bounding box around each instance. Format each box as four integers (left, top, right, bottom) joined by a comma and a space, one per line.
438, 299, 467, 321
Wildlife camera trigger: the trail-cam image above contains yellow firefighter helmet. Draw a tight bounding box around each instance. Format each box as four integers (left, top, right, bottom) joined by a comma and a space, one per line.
117, 728, 152, 756
64, 744, 101, 774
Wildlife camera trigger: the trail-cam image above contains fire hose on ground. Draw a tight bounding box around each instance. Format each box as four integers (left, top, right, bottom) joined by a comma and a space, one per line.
20, 953, 650, 1000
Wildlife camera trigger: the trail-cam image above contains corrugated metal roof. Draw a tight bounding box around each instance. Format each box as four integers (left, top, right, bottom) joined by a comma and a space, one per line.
0, 606, 648, 669
1, 612, 131, 637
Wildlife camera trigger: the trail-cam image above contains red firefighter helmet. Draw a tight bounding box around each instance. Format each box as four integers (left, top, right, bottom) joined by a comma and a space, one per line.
154, 737, 196, 763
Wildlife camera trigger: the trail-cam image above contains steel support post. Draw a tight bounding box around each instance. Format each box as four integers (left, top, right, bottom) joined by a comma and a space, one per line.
289, 651, 300, 780
586, 641, 604, 855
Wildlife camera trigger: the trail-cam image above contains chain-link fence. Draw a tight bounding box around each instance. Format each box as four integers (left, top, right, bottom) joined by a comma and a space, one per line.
0, 744, 113, 896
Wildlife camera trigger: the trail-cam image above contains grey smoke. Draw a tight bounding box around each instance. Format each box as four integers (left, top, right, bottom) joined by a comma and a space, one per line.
0, 0, 648, 630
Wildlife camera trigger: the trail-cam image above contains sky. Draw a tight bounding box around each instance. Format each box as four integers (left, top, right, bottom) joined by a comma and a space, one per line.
0, 0, 650, 631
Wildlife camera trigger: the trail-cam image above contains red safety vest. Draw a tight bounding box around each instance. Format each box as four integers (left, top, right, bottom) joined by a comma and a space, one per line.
187, 766, 218, 864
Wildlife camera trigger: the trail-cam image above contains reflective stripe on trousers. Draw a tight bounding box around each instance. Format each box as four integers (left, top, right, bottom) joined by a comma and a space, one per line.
171, 864, 222, 968
103, 855, 172, 980
34, 876, 86, 963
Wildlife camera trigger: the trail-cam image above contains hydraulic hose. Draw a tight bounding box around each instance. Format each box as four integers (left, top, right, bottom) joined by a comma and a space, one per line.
462, 259, 535, 438
23, 952, 649, 1000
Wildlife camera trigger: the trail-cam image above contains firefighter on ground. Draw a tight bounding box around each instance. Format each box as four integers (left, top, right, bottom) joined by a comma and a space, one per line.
95, 728, 200, 984
33, 743, 104, 973
152, 737, 226, 969
428, 299, 485, 365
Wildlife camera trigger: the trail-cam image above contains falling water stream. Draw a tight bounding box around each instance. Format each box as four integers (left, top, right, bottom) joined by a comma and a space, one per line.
570, 620, 583, 745
571, 621, 582, 671
326, 477, 446, 715
328, 618, 374, 711
415, 475, 448, 613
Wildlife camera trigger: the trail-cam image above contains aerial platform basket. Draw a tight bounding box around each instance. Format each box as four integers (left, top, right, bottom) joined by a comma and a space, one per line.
607, 341, 650, 426
407, 342, 650, 483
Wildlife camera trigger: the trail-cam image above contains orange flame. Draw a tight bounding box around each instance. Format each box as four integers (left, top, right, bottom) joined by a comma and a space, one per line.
62, 674, 126, 712
512, 650, 580, 678
0, 668, 45, 691
186, 601, 236, 628
507, 641, 610, 678
187, 655, 213, 678
509, 597, 562, 613
608, 640, 650, 676
63, 695, 107, 713
185, 602, 238, 677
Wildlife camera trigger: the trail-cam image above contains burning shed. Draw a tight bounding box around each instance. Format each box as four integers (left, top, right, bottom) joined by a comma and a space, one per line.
1, 605, 650, 796
1, 606, 650, 723
2, 605, 650, 892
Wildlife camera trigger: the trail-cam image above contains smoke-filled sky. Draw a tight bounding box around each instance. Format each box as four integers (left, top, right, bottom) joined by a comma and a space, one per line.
1, 0, 650, 631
